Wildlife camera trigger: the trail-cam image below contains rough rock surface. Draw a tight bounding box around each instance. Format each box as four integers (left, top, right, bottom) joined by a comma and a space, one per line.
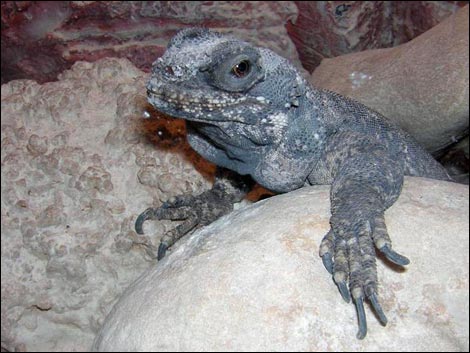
310, 5, 469, 154
1, 1, 300, 84
1, 57, 216, 352
93, 178, 469, 352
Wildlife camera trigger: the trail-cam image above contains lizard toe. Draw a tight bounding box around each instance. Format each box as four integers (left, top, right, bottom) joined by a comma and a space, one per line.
320, 229, 335, 274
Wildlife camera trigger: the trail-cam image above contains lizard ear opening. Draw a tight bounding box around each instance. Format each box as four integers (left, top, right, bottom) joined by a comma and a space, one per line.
208, 46, 264, 93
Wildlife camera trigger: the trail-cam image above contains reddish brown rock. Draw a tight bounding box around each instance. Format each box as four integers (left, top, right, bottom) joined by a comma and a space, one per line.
286, 1, 467, 73
1, 1, 299, 84
3, 2, 467, 85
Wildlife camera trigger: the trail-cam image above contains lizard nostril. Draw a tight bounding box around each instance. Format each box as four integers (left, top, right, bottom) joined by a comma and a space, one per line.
165, 65, 175, 76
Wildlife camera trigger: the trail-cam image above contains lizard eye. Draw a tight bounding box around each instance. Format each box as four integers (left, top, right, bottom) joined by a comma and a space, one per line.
232, 60, 251, 78
209, 46, 264, 92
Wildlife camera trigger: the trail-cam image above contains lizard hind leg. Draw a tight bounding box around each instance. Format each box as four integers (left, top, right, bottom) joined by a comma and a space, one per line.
135, 194, 194, 235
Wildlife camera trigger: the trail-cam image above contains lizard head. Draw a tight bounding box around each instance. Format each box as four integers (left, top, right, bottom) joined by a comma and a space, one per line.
147, 28, 307, 138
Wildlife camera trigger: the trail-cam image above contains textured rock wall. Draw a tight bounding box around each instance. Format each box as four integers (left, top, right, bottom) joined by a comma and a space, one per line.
1, 57, 215, 351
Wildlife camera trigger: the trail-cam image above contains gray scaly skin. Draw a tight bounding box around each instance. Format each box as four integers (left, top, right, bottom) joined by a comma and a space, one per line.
136, 28, 451, 339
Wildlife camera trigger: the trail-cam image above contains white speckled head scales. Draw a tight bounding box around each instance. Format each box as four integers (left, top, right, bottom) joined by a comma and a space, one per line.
155, 27, 293, 89
158, 28, 266, 89
157, 28, 233, 79
167, 27, 223, 50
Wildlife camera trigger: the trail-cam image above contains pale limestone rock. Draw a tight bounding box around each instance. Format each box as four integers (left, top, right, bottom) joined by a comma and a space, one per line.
310, 5, 469, 153
1, 58, 214, 352
93, 178, 469, 352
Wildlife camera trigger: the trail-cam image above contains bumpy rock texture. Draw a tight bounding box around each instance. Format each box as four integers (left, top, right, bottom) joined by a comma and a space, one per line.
310, 5, 469, 154
93, 178, 469, 352
1, 58, 215, 352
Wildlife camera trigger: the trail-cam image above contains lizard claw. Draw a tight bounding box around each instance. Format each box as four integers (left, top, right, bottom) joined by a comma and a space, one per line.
319, 229, 335, 274
135, 207, 160, 234
321, 253, 334, 274
335, 279, 351, 303
368, 292, 388, 326
354, 296, 367, 339
380, 244, 410, 266
157, 242, 169, 260
372, 215, 410, 266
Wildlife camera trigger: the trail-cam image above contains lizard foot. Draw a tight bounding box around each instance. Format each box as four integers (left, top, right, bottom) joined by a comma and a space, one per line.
135, 195, 199, 260
319, 213, 409, 339
135, 189, 234, 260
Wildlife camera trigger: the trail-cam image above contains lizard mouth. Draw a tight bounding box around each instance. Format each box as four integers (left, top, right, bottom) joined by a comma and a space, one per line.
146, 83, 270, 121
147, 84, 246, 110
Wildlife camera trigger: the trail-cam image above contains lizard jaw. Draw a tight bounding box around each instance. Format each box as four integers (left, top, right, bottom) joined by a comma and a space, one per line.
147, 83, 270, 124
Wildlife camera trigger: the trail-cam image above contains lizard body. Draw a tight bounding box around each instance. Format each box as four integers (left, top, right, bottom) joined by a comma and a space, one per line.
137, 28, 451, 339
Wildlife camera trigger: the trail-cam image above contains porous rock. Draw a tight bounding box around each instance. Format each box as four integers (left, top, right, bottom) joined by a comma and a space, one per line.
93, 178, 469, 352
310, 5, 469, 153
1, 57, 214, 351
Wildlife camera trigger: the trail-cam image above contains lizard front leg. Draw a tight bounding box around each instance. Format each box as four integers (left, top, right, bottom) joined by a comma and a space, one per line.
318, 132, 410, 339
135, 168, 252, 260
